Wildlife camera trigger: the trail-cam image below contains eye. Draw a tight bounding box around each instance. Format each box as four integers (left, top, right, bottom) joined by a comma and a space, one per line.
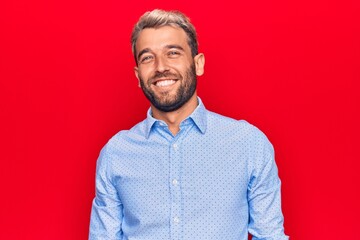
167, 51, 180, 57
140, 55, 154, 63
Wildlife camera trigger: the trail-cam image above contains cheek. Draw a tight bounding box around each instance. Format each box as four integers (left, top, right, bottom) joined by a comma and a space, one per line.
137, 68, 152, 81
172, 60, 192, 72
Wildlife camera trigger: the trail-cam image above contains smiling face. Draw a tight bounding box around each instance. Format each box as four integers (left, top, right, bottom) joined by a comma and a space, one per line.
134, 26, 204, 112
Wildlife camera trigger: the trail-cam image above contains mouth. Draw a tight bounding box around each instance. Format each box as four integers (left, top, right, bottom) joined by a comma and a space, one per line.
153, 78, 177, 87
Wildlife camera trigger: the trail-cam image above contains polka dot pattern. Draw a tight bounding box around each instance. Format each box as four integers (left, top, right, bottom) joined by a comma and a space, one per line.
89, 98, 288, 240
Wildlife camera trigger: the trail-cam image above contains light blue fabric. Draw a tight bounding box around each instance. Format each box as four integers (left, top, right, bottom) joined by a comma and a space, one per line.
89, 98, 288, 240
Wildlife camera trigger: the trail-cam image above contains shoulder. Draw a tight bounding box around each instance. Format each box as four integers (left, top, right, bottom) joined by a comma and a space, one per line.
206, 110, 270, 144
99, 118, 148, 156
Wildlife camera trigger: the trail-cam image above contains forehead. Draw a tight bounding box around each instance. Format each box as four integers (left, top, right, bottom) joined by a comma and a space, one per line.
135, 26, 190, 53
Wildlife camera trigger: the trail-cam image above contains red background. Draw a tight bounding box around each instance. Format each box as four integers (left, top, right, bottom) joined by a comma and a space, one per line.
1, 0, 359, 239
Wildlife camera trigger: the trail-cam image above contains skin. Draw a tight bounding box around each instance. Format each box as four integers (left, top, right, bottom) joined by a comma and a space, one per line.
134, 26, 205, 135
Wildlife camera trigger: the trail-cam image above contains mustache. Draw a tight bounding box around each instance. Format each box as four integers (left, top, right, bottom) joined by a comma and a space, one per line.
150, 71, 180, 81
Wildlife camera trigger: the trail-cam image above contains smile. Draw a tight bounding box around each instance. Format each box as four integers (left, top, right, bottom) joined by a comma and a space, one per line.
154, 79, 177, 87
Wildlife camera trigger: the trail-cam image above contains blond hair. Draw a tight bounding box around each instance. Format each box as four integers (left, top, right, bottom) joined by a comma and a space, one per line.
131, 9, 198, 62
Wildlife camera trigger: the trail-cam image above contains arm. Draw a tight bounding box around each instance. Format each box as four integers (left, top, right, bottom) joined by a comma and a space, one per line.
89, 146, 123, 240
247, 131, 289, 240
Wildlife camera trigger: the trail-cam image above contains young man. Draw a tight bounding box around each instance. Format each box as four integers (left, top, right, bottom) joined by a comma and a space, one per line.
89, 9, 288, 240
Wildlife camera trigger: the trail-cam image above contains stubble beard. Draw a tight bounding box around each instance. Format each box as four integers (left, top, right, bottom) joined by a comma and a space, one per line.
139, 63, 197, 113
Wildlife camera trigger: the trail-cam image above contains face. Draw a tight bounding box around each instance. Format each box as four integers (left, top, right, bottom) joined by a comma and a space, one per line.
134, 26, 204, 112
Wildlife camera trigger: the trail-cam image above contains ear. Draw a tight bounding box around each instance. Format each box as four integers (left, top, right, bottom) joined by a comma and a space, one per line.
194, 53, 205, 76
134, 66, 141, 87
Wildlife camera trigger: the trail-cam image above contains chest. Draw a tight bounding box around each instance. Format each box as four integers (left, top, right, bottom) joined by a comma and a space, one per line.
112, 137, 250, 216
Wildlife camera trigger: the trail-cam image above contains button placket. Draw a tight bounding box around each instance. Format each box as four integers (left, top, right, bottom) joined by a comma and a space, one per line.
169, 139, 182, 240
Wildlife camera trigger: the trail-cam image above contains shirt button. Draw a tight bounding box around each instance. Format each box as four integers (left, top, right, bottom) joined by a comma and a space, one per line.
173, 143, 178, 150
172, 179, 178, 186
173, 216, 180, 223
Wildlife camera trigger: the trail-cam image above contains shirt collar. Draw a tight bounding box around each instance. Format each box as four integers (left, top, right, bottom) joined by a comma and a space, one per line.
144, 97, 207, 139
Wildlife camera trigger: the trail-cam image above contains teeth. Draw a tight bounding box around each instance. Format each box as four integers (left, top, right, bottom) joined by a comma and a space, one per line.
155, 80, 176, 87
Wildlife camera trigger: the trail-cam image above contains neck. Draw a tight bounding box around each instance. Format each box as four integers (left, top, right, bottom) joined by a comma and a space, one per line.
151, 93, 198, 135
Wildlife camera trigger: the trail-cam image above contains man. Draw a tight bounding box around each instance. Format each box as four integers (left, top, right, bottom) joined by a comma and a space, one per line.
89, 9, 288, 240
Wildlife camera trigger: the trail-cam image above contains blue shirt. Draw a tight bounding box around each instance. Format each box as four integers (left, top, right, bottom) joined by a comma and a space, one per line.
89, 98, 288, 240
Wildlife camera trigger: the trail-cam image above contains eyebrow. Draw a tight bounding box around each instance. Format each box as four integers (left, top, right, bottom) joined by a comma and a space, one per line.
137, 48, 151, 61
137, 45, 185, 61
165, 44, 185, 52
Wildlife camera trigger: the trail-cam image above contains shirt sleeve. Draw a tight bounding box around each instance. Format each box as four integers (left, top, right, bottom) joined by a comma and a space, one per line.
89, 146, 123, 240
247, 129, 289, 240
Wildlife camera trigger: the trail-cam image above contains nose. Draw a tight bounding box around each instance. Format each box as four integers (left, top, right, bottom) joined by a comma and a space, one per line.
155, 55, 169, 73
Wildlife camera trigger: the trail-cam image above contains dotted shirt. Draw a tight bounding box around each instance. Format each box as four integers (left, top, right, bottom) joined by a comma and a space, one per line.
89, 98, 288, 240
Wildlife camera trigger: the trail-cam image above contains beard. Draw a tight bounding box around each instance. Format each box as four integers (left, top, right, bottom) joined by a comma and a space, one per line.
139, 63, 197, 112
